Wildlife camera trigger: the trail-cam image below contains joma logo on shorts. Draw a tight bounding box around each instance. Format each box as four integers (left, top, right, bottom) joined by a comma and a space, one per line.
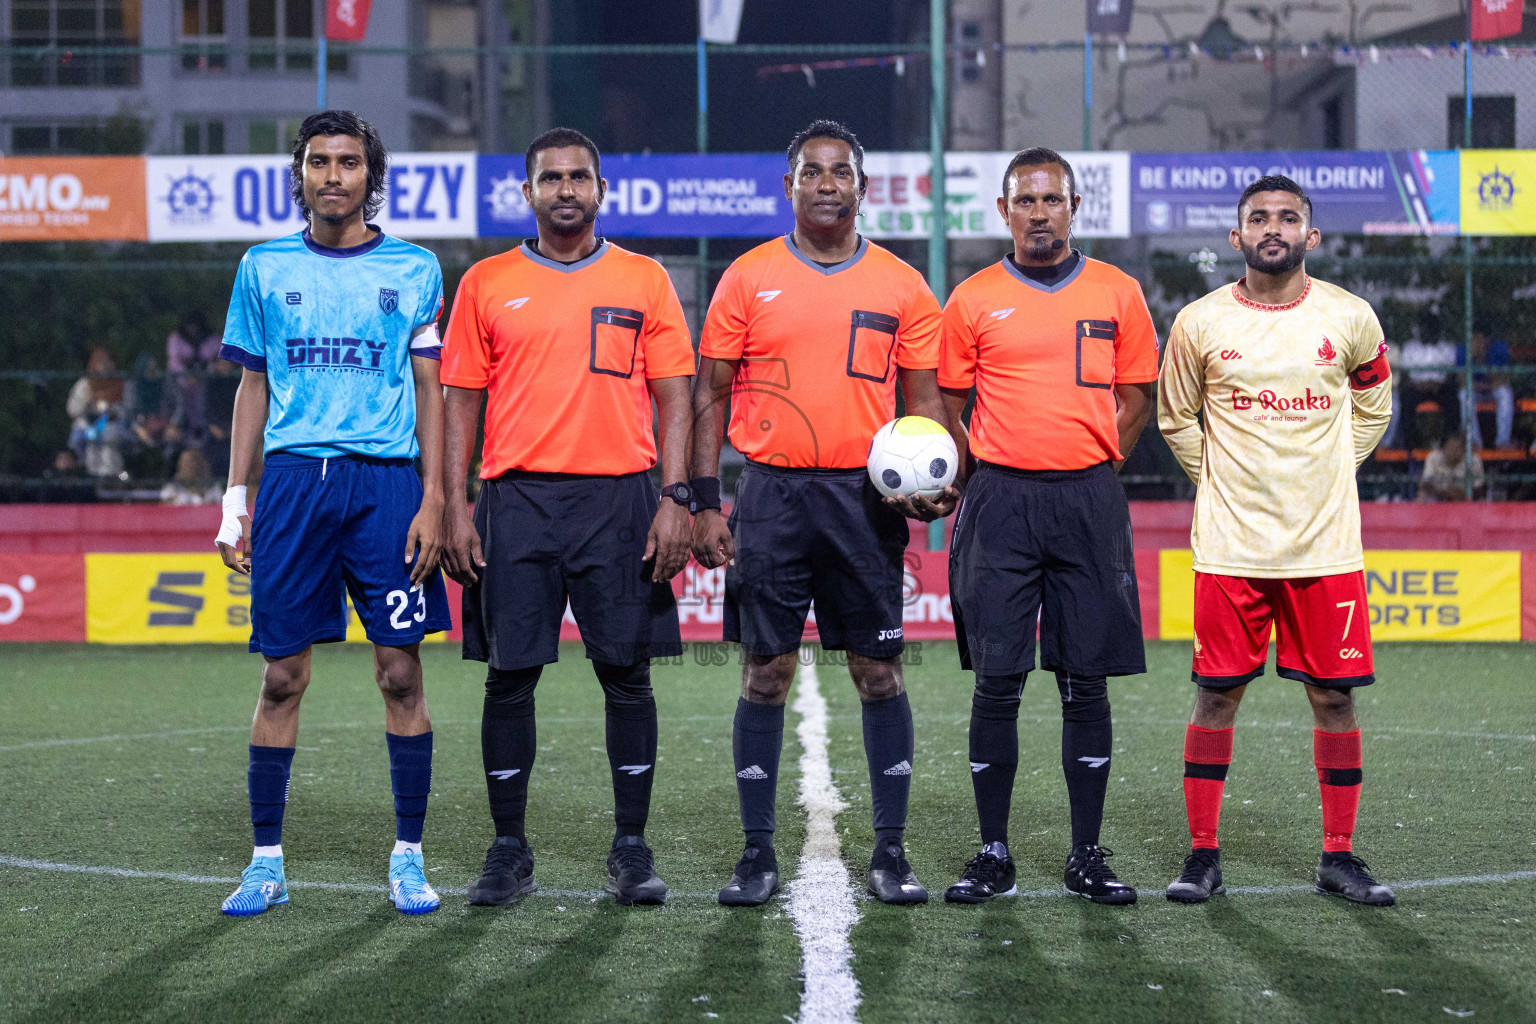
878, 628, 903, 641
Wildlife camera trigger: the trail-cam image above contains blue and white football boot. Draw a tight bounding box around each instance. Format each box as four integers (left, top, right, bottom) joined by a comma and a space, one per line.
389, 850, 441, 915
221, 855, 288, 916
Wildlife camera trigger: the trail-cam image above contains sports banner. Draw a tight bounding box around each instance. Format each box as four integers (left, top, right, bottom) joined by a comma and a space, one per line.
0, 157, 147, 241
84, 553, 446, 645
0, 554, 85, 642
1459, 150, 1536, 236
859, 151, 1130, 240
145, 153, 477, 242
477, 152, 790, 239
1131, 150, 1460, 236
1159, 550, 1522, 642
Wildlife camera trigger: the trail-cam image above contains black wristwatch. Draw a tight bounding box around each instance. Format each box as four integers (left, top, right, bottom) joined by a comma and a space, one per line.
659, 482, 693, 509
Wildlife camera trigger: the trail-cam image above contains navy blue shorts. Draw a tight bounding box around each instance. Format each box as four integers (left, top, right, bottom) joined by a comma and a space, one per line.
249, 452, 451, 658
949, 461, 1145, 678
461, 470, 682, 671
724, 460, 909, 659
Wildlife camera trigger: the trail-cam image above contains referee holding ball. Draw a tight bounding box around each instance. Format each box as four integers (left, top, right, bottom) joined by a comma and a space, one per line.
938, 148, 1159, 905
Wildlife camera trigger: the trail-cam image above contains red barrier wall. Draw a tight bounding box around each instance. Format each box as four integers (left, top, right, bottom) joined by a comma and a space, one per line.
3, 504, 1533, 640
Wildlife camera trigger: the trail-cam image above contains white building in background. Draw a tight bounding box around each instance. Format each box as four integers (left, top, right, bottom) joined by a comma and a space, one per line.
0, 0, 545, 156
945, 0, 1474, 153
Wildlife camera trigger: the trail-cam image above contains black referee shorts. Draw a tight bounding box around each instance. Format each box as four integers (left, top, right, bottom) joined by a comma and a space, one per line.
949, 460, 1145, 678
724, 460, 909, 659
461, 470, 682, 671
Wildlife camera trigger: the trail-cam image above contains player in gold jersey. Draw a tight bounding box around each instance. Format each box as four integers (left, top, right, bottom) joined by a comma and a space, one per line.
1157, 175, 1395, 906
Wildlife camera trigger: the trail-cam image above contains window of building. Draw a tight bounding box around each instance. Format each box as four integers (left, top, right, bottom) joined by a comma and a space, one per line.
9, 118, 145, 154
182, 119, 227, 154
248, 0, 348, 74
248, 118, 307, 154
8, 0, 141, 87
180, 0, 227, 72
1448, 96, 1516, 149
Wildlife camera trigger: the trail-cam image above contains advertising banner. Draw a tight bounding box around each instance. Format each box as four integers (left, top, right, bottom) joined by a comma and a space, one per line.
1159, 549, 1522, 642
0, 554, 86, 642
1131, 150, 1460, 236
0, 157, 147, 242
859, 151, 1130, 240
478, 152, 790, 239
145, 153, 477, 242
1460, 150, 1536, 236
84, 553, 447, 645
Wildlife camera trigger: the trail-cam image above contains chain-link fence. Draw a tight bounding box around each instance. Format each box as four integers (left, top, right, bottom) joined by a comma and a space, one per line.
3, 37, 1534, 501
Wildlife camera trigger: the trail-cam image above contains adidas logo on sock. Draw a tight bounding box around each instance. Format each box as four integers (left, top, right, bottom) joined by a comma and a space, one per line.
618, 764, 652, 776
487, 769, 521, 781
737, 764, 769, 780
883, 760, 913, 776
970, 762, 990, 773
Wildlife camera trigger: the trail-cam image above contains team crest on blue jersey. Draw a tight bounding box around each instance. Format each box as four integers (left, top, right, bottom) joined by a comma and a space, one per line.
379, 288, 399, 315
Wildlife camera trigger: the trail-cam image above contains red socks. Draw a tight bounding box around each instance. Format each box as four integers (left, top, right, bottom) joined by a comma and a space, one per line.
1314, 728, 1363, 853
1182, 725, 1233, 849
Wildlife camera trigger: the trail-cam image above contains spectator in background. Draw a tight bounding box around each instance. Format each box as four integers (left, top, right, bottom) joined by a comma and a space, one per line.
1418, 432, 1484, 502
1457, 323, 1515, 450
67, 347, 135, 479
166, 313, 220, 440
1396, 330, 1459, 452
129, 353, 182, 480
159, 447, 221, 505
44, 449, 85, 480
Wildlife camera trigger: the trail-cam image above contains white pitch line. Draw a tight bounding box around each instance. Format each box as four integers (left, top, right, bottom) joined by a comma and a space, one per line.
3, 854, 1532, 907
0, 854, 702, 901
786, 650, 862, 1024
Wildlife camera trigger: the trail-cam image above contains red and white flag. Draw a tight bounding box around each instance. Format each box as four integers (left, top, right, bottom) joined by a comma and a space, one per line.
1470, 0, 1523, 42
326, 0, 372, 42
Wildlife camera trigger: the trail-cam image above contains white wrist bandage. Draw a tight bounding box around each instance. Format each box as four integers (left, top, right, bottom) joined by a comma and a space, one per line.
215, 486, 249, 549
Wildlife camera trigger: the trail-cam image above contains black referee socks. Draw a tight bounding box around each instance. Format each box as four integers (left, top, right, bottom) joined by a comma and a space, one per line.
594, 660, 658, 841
862, 691, 914, 847
970, 672, 1026, 845
1057, 673, 1113, 849
482, 665, 540, 842
733, 697, 785, 846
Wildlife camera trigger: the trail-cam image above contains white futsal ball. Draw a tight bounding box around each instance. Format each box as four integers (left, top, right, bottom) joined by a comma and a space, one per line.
867, 416, 958, 499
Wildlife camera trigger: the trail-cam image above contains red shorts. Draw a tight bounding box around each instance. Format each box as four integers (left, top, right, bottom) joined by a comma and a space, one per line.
1192, 571, 1375, 688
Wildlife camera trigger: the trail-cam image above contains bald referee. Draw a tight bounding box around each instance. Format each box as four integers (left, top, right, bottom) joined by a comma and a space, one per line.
440, 127, 695, 907
939, 148, 1158, 905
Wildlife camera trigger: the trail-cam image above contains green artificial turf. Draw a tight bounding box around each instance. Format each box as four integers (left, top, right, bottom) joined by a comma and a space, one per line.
0, 641, 1532, 1023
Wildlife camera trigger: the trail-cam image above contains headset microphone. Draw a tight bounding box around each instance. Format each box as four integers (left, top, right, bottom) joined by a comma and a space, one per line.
1051, 238, 1066, 250
837, 205, 852, 218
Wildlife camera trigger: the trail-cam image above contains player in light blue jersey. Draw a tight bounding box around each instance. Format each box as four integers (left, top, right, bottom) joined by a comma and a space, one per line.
214, 111, 450, 916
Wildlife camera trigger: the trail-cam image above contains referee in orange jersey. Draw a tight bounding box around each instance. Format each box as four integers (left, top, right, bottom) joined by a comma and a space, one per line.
440, 128, 695, 908
691, 120, 955, 908
938, 148, 1159, 906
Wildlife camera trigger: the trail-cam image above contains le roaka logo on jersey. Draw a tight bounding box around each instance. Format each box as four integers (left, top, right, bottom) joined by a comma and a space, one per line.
1316, 337, 1338, 365
1231, 388, 1332, 412
286, 337, 387, 373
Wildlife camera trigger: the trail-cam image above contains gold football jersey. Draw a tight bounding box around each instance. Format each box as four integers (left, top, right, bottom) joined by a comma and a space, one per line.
1158, 276, 1393, 578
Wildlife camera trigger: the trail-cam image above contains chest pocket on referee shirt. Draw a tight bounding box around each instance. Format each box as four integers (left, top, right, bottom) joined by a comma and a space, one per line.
847, 310, 901, 382
1075, 319, 1116, 390
590, 306, 645, 378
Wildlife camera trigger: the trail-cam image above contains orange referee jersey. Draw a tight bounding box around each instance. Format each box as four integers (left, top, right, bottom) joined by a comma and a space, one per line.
441, 240, 696, 477
701, 234, 941, 469
939, 254, 1159, 471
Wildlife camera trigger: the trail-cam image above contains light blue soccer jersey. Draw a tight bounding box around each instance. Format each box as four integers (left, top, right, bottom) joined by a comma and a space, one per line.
219, 228, 444, 459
